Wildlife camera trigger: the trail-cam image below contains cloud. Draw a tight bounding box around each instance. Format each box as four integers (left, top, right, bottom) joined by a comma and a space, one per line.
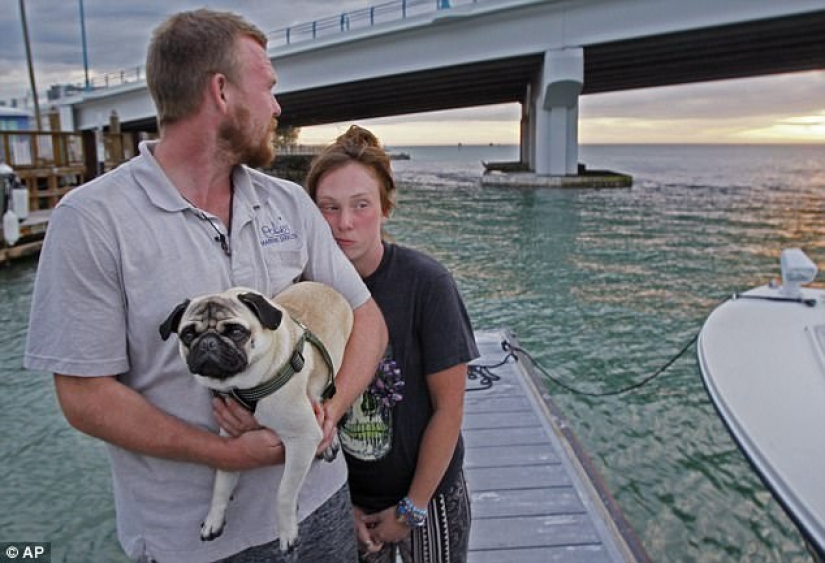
734, 110, 825, 142
576, 71, 825, 143
581, 71, 825, 120
1, 1, 371, 100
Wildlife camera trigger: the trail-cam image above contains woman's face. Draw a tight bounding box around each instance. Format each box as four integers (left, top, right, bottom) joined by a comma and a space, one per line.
315, 161, 387, 277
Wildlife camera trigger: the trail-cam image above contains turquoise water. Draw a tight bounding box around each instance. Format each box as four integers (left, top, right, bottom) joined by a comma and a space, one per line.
2, 144, 824, 562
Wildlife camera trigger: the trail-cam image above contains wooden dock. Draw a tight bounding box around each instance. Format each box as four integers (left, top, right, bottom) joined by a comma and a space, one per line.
0, 113, 140, 265
464, 329, 651, 563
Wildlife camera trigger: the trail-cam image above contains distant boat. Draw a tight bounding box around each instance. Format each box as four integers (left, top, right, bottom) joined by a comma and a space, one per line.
388, 152, 410, 160
698, 248, 825, 562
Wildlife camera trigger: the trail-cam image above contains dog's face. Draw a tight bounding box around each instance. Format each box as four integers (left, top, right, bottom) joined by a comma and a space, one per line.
159, 289, 284, 382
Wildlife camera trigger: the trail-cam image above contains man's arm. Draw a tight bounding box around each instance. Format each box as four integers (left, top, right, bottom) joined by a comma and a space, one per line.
54, 374, 285, 471
319, 297, 387, 450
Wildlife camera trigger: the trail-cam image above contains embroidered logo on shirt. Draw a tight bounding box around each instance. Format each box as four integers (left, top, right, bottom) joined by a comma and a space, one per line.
260, 217, 298, 246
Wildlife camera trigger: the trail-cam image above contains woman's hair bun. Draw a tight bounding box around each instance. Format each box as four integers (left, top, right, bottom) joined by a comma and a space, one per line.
338, 125, 381, 150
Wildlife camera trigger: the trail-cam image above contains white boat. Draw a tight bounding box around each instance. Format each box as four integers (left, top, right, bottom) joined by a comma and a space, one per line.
698, 249, 825, 562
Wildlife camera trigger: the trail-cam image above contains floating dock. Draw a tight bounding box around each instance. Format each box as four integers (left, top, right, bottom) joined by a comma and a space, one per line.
480, 162, 632, 188
464, 329, 651, 563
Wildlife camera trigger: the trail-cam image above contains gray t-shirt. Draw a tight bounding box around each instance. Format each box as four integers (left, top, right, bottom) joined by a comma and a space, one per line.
24, 141, 370, 563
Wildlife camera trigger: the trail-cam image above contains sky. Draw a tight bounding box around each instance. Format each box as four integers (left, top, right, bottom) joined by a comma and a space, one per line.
1, 0, 823, 146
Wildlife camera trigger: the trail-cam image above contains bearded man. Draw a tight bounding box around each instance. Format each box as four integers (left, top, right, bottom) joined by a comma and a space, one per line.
24, 9, 387, 563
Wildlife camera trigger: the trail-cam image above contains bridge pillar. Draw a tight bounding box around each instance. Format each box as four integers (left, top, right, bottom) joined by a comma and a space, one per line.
532, 48, 583, 176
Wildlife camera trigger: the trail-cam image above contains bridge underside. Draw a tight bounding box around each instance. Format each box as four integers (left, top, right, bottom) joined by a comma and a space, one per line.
120, 8, 824, 173
272, 9, 825, 130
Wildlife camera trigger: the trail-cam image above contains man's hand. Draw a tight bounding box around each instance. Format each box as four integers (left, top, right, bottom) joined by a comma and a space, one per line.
224, 428, 285, 470
214, 396, 331, 457
213, 396, 261, 437
212, 396, 284, 470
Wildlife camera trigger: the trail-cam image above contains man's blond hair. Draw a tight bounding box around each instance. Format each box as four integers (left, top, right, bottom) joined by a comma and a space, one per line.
146, 9, 267, 127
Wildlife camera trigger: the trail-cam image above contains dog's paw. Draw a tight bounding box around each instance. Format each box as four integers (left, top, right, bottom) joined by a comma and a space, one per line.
320, 436, 340, 462
200, 512, 226, 541
278, 527, 300, 553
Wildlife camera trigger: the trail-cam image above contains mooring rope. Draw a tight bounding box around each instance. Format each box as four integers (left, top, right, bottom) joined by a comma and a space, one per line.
467, 288, 814, 397
498, 334, 698, 397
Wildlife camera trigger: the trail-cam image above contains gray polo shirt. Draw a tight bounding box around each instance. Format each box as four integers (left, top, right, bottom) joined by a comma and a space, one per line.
25, 141, 370, 563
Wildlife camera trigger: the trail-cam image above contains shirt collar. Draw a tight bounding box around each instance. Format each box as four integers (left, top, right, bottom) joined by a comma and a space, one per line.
132, 140, 261, 220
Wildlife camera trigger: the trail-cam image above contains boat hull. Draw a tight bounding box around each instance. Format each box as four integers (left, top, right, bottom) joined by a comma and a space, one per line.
698, 285, 825, 560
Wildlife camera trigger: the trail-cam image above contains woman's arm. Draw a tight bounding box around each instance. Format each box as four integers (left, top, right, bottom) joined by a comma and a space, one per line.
406, 362, 467, 508
362, 362, 467, 543
319, 297, 388, 451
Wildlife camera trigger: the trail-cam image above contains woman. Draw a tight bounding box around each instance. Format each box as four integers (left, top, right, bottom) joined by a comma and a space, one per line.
306, 125, 479, 563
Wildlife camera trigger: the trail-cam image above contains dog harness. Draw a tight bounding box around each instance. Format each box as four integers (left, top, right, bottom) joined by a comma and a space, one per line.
212, 318, 337, 412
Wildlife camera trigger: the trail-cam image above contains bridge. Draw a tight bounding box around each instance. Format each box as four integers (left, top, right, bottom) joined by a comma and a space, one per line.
59, 0, 825, 177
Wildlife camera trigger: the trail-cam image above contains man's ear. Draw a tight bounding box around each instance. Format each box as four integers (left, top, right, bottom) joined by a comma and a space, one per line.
209, 73, 228, 109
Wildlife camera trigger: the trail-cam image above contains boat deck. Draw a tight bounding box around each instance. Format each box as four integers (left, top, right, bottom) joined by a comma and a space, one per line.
0, 209, 51, 264
698, 285, 825, 560
464, 329, 651, 563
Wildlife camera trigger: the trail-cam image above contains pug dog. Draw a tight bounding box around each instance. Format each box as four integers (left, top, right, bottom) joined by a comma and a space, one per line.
158, 281, 353, 552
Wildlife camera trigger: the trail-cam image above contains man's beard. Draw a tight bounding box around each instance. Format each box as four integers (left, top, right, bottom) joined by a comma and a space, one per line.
219, 105, 276, 169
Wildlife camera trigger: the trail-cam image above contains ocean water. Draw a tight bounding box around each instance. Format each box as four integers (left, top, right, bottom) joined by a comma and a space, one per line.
2, 143, 824, 562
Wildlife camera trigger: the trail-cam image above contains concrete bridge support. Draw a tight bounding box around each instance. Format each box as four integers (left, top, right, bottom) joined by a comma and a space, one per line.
528, 48, 584, 176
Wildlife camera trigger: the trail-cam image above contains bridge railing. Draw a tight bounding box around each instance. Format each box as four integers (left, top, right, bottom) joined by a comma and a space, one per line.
270, 0, 476, 46
89, 66, 144, 90
81, 0, 478, 91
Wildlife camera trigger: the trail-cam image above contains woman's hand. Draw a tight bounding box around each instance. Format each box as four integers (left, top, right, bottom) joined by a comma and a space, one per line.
316, 397, 345, 454
313, 401, 336, 456
354, 505, 384, 553
361, 505, 410, 545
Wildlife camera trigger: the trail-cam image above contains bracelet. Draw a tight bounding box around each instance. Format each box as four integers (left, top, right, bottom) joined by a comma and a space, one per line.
396, 496, 427, 528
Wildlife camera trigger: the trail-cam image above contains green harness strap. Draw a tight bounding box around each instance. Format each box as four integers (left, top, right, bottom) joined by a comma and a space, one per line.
217, 318, 336, 412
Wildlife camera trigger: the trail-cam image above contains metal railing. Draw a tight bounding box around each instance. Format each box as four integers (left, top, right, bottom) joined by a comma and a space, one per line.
81, 0, 478, 91
88, 66, 143, 90
276, 144, 327, 156
271, 0, 475, 46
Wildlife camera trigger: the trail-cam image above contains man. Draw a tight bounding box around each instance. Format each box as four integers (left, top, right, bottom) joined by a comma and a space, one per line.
24, 9, 386, 563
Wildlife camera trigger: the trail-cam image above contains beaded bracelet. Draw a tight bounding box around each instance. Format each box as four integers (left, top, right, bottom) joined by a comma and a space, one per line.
396, 496, 428, 528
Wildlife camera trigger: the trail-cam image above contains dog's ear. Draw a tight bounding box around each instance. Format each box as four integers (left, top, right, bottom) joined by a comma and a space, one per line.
238, 292, 283, 330
159, 299, 191, 341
